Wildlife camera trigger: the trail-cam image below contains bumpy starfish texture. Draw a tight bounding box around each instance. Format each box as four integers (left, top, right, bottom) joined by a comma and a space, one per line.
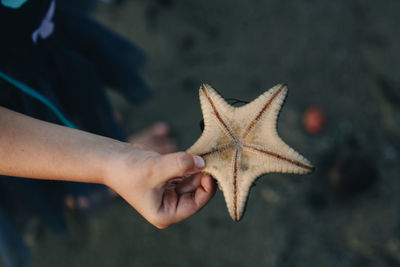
187, 84, 314, 221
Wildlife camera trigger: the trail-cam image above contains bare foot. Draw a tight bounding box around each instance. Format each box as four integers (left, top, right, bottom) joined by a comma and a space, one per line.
64, 188, 116, 211
128, 122, 176, 154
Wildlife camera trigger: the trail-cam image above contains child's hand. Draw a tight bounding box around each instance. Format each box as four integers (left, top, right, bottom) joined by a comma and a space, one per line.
0, 107, 214, 228
105, 146, 216, 229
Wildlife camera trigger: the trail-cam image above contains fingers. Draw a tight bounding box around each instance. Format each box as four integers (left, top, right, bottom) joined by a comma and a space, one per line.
192, 174, 216, 208
154, 174, 216, 228
175, 173, 202, 194
175, 174, 216, 220
156, 152, 205, 182
141, 152, 213, 228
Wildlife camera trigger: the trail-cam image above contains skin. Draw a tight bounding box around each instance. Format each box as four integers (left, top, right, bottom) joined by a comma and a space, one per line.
0, 107, 216, 229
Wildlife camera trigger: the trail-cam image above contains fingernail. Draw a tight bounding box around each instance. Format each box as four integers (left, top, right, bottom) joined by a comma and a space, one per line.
193, 155, 205, 169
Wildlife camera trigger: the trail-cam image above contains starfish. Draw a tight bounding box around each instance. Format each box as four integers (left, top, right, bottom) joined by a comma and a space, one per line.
187, 84, 314, 221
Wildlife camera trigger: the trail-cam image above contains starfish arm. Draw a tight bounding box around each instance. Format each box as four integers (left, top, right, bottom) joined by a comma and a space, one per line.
243, 144, 314, 174
187, 84, 236, 156
206, 147, 242, 222
193, 148, 237, 217
236, 84, 313, 174
232, 145, 312, 222
200, 84, 237, 140
239, 84, 288, 139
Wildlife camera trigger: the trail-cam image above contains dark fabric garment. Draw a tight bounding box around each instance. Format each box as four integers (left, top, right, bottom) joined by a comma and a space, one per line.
0, 1, 151, 266
0, 208, 31, 267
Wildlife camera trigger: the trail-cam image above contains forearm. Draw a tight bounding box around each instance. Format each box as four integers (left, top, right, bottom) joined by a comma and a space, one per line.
0, 106, 127, 184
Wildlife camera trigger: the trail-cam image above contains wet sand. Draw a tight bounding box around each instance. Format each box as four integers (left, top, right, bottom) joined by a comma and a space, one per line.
22, 0, 400, 266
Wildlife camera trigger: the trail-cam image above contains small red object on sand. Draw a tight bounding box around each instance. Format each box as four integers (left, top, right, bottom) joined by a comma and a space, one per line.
303, 107, 325, 134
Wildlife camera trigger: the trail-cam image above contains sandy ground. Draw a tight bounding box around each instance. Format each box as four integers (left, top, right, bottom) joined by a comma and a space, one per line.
3, 0, 399, 266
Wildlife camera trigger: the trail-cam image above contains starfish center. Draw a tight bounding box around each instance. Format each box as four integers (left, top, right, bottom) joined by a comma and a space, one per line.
233, 137, 244, 150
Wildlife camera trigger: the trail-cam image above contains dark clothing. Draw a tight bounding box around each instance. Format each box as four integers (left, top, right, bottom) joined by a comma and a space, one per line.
0, 1, 150, 266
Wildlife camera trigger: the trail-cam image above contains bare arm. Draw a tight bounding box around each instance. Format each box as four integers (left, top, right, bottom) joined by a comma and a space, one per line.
0, 107, 216, 228
0, 106, 123, 183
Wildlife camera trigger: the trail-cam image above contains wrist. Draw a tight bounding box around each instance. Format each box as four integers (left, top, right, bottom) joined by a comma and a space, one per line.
101, 141, 160, 193
99, 139, 132, 187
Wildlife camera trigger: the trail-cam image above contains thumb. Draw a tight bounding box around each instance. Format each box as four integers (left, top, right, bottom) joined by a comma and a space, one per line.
156, 152, 205, 181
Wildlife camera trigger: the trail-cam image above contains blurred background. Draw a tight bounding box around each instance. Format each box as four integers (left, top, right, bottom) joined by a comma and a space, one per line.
6, 0, 400, 266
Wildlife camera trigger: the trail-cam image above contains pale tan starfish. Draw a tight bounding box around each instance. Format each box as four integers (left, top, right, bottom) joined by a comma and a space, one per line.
187, 84, 314, 221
